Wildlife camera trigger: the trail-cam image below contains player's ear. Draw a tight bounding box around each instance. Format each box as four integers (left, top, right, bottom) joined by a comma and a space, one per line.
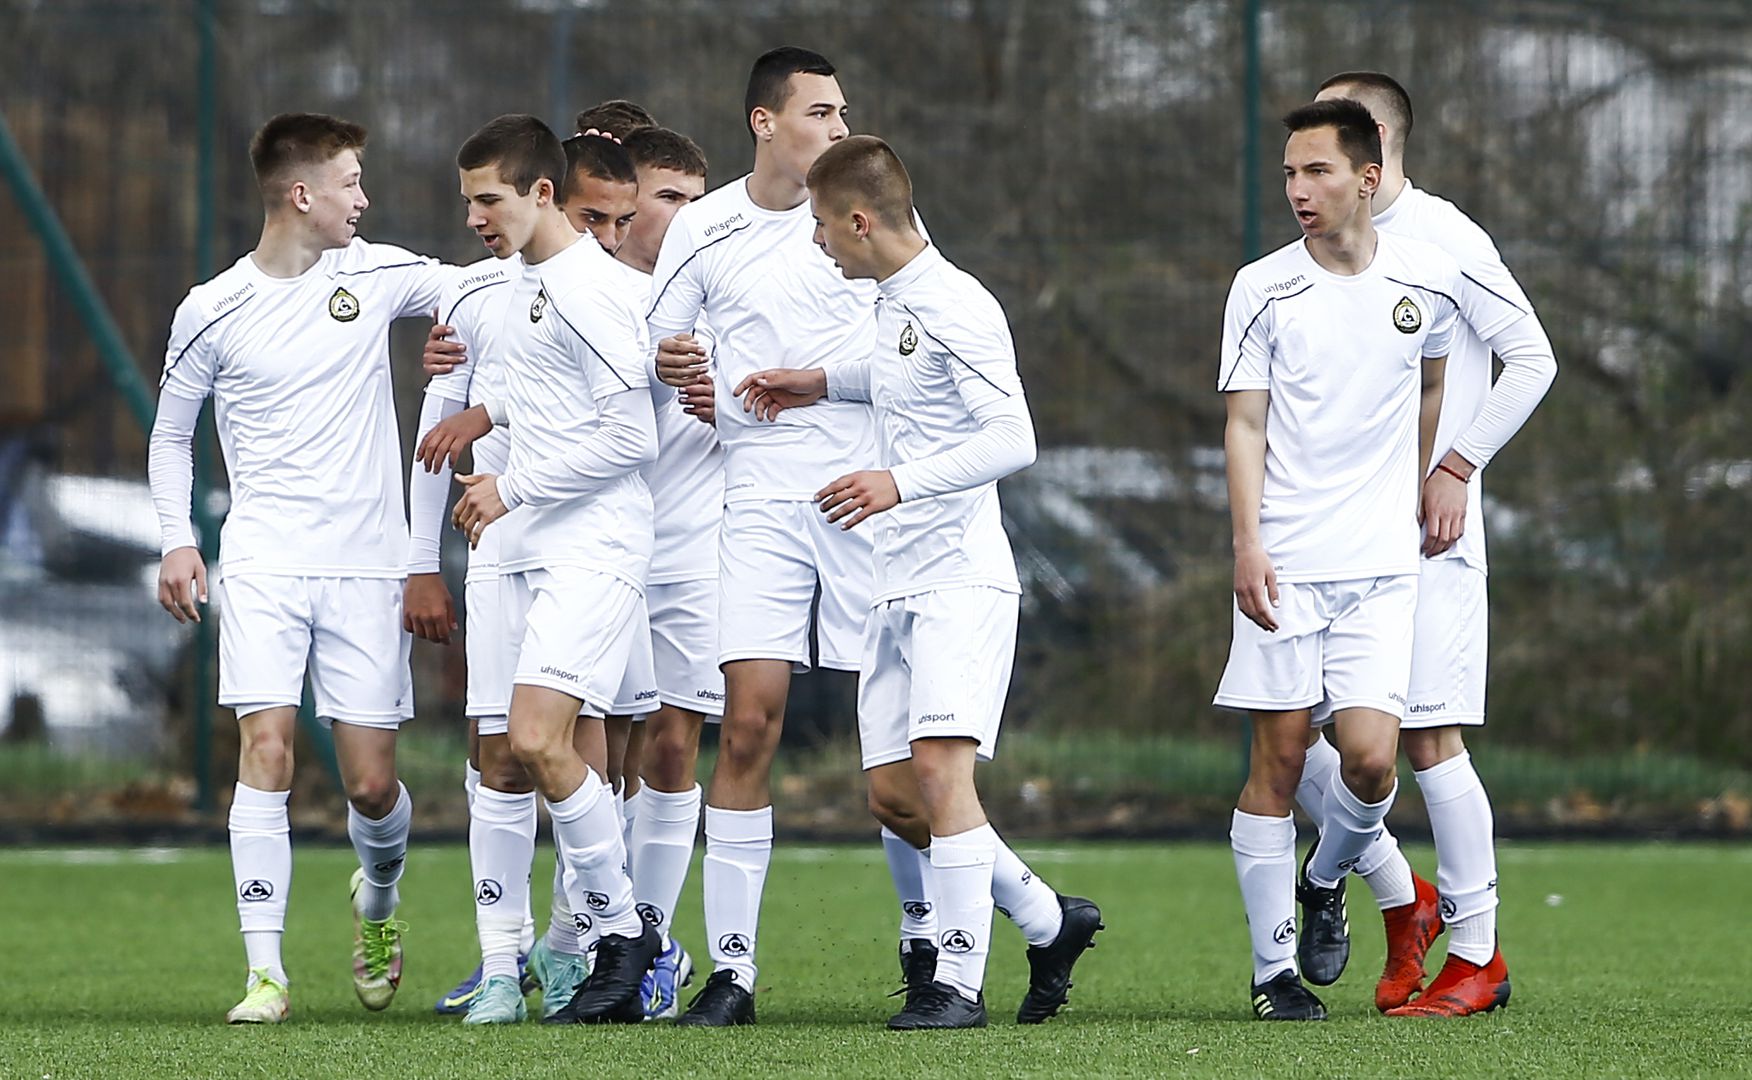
535, 177, 554, 206
289, 179, 311, 214
852, 209, 871, 240
749, 106, 773, 142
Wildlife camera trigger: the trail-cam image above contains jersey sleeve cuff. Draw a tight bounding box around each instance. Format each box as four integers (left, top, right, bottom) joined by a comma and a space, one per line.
160, 527, 199, 557
496, 472, 524, 512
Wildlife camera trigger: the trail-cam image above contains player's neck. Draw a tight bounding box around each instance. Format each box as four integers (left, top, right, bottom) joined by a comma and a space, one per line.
521, 213, 582, 265
746, 154, 808, 213
616, 244, 656, 276
1304, 217, 1379, 276
1372, 167, 1409, 216
871, 232, 930, 283
250, 216, 332, 279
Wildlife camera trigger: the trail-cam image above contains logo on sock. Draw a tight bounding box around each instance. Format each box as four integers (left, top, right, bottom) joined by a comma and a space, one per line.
1272, 917, 1296, 944
636, 902, 665, 927
1020, 870, 1032, 885
941, 929, 977, 954
475, 879, 502, 905
1337, 856, 1362, 873
239, 879, 273, 901
902, 901, 933, 920
1440, 896, 1458, 920
584, 891, 610, 911
374, 855, 405, 875
718, 933, 750, 957
574, 912, 592, 934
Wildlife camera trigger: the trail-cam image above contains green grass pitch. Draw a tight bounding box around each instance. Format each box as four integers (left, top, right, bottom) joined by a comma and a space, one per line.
2, 842, 1748, 1078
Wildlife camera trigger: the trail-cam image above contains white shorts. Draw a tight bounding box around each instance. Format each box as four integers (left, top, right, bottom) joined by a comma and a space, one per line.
217, 574, 413, 729
1403, 558, 1488, 728
502, 567, 644, 718
464, 574, 512, 725
718, 500, 872, 672
857, 586, 1018, 770
611, 600, 661, 718
1214, 574, 1418, 721
649, 577, 725, 717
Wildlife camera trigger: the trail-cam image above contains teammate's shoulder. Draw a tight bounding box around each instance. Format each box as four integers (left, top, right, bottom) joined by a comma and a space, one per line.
671, 177, 756, 247
1232, 239, 1313, 299
332, 237, 436, 275
913, 252, 1004, 322
1399, 184, 1505, 266
1380, 232, 1463, 285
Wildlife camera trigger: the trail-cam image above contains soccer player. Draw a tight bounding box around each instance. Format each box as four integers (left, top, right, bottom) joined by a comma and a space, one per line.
612, 124, 721, 1021
643, 45, 884, 1027
1291, 71, 1557, 1017
150, 112, 449, 1023
1219, 98, 1472, 1021
449, 113, 661, 1025
733, 133, 1071, 1029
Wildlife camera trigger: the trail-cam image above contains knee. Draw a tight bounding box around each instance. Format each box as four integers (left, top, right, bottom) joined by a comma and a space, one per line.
480, 753, 532, 793
717, 712, 776, 773
1254, 745, 1307, 803
507, 721, 562, 771
866, 779, 924, 836
346, 772, 399, 818
646, 733, 695, 789
1339, 750, 1399, 801
238, 729, 294, 785
1401, 728, 1462, 773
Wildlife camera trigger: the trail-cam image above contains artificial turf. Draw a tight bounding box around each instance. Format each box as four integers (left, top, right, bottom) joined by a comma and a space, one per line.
1, 841, 1747, 1078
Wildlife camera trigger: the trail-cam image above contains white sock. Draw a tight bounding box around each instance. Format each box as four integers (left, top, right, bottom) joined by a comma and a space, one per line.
548, 774, 641, 939
881, 827, 936, 942
1295, 735, 1340, 823
1231, 809, 1297, 984
930, 824, 997, 1001
992, 839, 1062, 946
230, 783, 291, 984
1307, 778, 1397, 890
1417, 751, 1498, 964
621, 786, 643, 858
703, 805, 772, 991
471, 786, 537, 983
546, 856, 582, 957
630, 784, 701, 942
464, 759, 481, 814
347, 782, 411, 922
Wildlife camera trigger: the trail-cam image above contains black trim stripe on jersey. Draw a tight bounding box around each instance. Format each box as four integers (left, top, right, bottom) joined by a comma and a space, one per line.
442, 278, 510, 326
540, 279, 635, 391
160, 294, 258, 386
1458, 271, 1528, 317
645, 219, 754, 321
895, 302, 1012, 398
1382, 275, 1459, 313
1219, 281, 1315, 392
334, 260, 429, 277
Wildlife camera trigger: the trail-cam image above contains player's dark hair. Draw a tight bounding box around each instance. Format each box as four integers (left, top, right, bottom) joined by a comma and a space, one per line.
573, 99, 658, 139
1282, 98, 1383, 170
560, 134, 638, 203
249, 112, 367, 198
456, 114, 566, 197
806, 134, 914, 231
1318, 71, 1414, 150
623, 126, 708, 179
745, 46, 836, 141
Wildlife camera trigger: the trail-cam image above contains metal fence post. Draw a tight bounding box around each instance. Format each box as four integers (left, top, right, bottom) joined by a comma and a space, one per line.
191, 0, 220, 812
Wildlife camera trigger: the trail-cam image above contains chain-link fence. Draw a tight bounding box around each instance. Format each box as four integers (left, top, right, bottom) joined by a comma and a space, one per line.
2, 0, 1747, 836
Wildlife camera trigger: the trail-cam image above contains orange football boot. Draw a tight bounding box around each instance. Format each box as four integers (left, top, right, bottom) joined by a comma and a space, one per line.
1375, 872, 1444, 1012
1386, 946, 1511, 1017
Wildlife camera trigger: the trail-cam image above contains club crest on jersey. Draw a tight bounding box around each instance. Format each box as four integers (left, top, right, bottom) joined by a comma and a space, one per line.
328, 287, 360, 322
1392, 295, 1422, 334
899, 322, 918, 355
530, 289, 549, 323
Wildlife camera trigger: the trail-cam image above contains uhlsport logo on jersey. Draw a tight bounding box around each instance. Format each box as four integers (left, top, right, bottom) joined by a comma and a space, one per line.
239, 879, 273, 901
328, 286, 360, 322
530, 288, 549, 323
899, 322, 918, 355
718, 933, 751, 957
940, 929, 976, 954
1392, 295, 1422, 334
475, 879, 502, 905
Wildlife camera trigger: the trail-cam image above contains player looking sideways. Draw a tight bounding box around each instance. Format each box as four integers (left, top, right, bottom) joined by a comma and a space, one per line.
1287, 71, 1557, 1018
150, 112, 449, 1023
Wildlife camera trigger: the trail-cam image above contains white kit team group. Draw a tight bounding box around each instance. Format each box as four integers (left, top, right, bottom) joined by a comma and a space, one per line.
148, 47, 1554, 1029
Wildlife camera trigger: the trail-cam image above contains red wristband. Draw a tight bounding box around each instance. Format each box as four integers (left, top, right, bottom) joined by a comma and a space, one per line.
1436, 462, 1469, 483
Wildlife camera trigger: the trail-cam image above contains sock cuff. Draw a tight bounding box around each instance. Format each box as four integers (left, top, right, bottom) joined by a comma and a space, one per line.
546, 777, 606, 824
1413, 750, 1480, 803
474, 785, 538, 819
930, 823, 998, 868
705, 805, 773, 845
641, 784, 702, 821
348, 782, 412, 835
1334, 777, 1397, 817
232, 783, 290, 810
464, 760, 482, 784
1230, 809, 1295, 856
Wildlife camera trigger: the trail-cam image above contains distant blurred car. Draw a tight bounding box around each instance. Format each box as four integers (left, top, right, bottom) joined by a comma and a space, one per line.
0, 460, 197, 755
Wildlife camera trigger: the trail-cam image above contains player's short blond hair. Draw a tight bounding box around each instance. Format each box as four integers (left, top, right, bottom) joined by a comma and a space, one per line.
249, 112, 367, 200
